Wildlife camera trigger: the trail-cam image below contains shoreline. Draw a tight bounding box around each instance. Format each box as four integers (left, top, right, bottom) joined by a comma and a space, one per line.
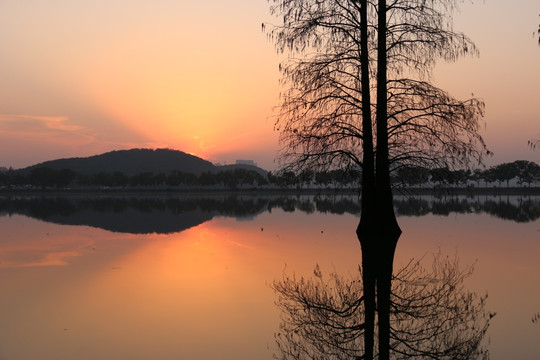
1, 186, 540, 197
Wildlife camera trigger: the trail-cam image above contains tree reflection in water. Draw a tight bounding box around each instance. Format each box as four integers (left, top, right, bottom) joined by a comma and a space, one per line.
272, 253, 494, 360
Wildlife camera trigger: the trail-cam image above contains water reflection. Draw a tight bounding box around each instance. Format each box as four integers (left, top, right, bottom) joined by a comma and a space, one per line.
0, 197, 538, 359
395, 195, 540, 222
272, 253, 493, 360
0, 194, 538, 234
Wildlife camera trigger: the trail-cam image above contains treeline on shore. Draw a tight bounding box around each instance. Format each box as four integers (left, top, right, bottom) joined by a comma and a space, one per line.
395, 160, 540, 188
0, 160, 539, 191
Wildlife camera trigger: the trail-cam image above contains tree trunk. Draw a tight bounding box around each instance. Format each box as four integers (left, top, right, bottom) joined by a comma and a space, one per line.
357, 226, 376, 360
357, 0, 376, 358
357, 1, 402, 358
357, 214, 400, 360
375, 216, 400, 360
375, 1, 402, 359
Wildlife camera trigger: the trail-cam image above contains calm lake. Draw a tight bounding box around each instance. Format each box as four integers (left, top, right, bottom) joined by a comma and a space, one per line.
0, 194, 539, 359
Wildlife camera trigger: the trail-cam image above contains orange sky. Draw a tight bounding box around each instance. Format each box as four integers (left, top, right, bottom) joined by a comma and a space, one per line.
0, 0, 538, 170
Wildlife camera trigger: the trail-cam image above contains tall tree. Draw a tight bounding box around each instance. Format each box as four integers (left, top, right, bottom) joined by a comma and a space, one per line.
266, 0, 488, 358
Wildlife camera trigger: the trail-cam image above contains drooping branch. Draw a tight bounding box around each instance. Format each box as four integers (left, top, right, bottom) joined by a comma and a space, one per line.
386, 79, 488, 169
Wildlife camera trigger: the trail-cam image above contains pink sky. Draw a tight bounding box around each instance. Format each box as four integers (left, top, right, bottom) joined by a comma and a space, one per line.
0, 0, 538, 170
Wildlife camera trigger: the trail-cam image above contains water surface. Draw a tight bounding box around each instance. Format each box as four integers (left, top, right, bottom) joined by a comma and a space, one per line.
0, 194, 538, 359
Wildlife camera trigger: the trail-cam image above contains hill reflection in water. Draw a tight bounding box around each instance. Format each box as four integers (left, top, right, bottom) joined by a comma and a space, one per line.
0, 194, 538, 234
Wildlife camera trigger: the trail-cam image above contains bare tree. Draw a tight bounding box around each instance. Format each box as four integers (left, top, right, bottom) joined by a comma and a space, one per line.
272, 254, 493, 360
266, 0, 488, 173
266, 1, 489, 359
537, 13, 539, 44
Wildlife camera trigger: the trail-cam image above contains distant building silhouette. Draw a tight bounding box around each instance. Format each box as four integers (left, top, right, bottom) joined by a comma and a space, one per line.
236, 160, 257, 167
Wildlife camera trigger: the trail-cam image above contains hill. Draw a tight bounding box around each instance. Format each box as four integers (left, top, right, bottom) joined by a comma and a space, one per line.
22, 148, 216, 176
20, 148, 267, 176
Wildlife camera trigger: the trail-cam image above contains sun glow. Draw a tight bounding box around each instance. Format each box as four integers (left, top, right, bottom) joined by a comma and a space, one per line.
82, 38, 278, 162
0, 0, 280, 168
2, 1, 536, 170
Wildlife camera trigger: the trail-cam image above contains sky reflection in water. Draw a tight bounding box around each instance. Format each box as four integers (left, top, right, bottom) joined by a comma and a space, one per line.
0, 195, 539, 360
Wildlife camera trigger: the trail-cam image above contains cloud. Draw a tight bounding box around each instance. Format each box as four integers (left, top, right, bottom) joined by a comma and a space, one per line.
0, 114, 84, 134
0, 114, 102, 168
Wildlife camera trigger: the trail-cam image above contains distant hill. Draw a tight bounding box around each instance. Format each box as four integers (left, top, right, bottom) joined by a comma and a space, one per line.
22, 148, 215, 176
20, 148, 267, 176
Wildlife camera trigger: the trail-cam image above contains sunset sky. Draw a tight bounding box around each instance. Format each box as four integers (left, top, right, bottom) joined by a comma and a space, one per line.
0, 0, 538, 170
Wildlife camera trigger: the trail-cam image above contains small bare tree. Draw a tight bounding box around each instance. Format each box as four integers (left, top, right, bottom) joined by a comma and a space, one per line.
537, 13, 539, 44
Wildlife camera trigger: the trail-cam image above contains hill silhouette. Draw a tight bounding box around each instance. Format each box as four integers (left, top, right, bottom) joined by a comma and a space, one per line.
21, 148, 266, 176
